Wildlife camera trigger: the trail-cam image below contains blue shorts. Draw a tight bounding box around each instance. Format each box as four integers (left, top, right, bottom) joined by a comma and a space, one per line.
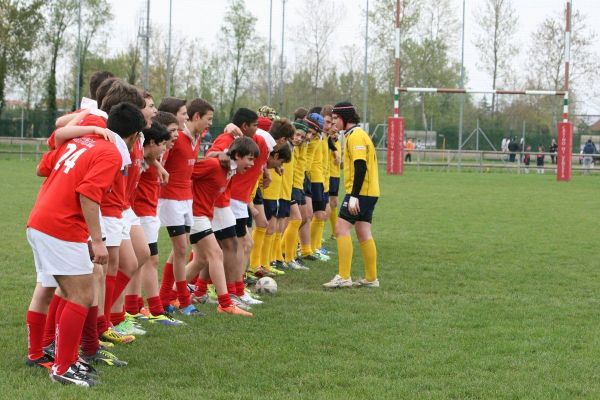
291, 187, 305, 206
263, 199, 278, 220
309, 182, 326, 212
253, 188, 264, 205
303, 175, 311, 195
329, 177, 340, 196
339, 195, 378, 224
277, 199, 291, 218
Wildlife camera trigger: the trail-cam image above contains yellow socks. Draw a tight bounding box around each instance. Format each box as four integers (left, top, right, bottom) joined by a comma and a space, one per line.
310, 219, 325, 253
329, 207, 337, 237
271, 232, 283, 262
249, 227, 266, 269
282, 219, 301, 262
360, 238, 377, 281
261, 233, 274, 267
337, 235, 353, 279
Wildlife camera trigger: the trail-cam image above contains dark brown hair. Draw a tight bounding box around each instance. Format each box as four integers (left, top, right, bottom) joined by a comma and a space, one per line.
100, 81, 145, 113
158, 97, 187, 115
269, 118, 295, 140
95, 77, 119, 109
187, 98, 214, 119
153, 111, 178, 127
89, 71, 115, 100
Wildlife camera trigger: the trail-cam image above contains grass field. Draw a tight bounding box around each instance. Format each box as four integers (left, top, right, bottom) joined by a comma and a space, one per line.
2, 159, 600, 399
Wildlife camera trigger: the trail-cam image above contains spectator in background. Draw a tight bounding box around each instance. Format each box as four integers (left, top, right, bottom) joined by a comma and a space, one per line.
523, 145, 531, 174
549, 139, 558, 164
508, 137, 519, 162
536, 145, 545, 174
501, 137, 509, 160
582, 138, 596, 174
405, 138, 414, 162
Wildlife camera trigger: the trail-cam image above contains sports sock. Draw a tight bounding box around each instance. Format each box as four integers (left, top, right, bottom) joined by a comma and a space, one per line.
194, 278, 209, 297
227, 282, 237, 296
80, 305, 99, 357
97, 314, 108, 336
159, 262, 175, 305
271, 232, 282, 262
110, 310, 125, 326
329, 207, 338, 236
235, 280, 245, 297
124, 294, 140, 315
111, 271, 131, 308
282, 219, 301, 262
250, 227, 266, 269
360, 238, 378, 281
104, 275, 116, 325
300, 243, 312, 257
217, 293, 233, 309
261, 233, 274, 267
310, 219, 325, 253
176, 280, 190, 308
42, 294, 61, 347
54, 301, 88, 375
26, 310, 46, 360
147, 296, 164, 316
337, 235, 353, 280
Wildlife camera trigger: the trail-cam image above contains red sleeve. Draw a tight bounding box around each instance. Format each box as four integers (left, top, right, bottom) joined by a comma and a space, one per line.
207, 133, 232, 153
161, 148, 170, 164
192, 158, 218, 180
47, 132, 56, 150
79, 115, 107, 128
76, 149, 121, 203
37, 151, 57, 177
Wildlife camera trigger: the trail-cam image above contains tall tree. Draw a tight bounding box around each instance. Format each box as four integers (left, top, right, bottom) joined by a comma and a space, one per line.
473, 0, 519, 114
0, 0, 44, 117
294, 0, 339, 106
220, 0, 265, 119
74, 0, 111, 106
527, 10, 600, 94
45, 0, 77, 125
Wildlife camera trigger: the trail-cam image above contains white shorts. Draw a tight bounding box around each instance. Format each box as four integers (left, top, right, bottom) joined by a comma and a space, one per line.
211, 207, 236, 232
140, 216, 161, 244
230, 199, 249, 219
158, 199, 193, 227
123, 207, 141, 227
27, 228, 93, 287
102, 216, 129, 247
190, 216, 212, 235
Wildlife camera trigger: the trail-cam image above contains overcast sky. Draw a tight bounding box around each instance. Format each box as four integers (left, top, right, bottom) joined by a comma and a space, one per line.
106, 0, 600, 115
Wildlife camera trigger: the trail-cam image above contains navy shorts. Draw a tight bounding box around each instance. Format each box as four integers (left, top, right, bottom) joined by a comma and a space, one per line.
235, 218, 248, 237
323, 192, 330, 205
309, 182, 326, 212
339, 195, 378, 224
329, 177, 340, 196
246, 211, 253, 228
253, 188, 264, 205
291, 188, 305, 206
277, 199, 291, 218
263, 199, 278, 220
303, 175, 311, 195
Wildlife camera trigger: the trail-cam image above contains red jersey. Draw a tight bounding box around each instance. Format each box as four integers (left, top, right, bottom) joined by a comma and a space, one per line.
231, 134, 268, 203
47, 114, 106, 150
27, 135, 121, 243
132, 162, 159, 217
160, 131, 201, 201
124, 139, 144, 210
191, 158, 233, 219
207, 132, 235, 208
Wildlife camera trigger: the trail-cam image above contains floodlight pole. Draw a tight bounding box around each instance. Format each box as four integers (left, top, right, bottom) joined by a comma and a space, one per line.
458, 0, 466, 169
75, 0, 82, 106
166, 0, 172, 96
143, 0, 150, 91
268, 0, 273, 105
393, 0, 400, 116
362, 0, 369, 128
278, 0, 286, 114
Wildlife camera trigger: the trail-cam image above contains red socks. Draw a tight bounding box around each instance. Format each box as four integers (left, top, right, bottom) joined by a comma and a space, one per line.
26, 310, 46, 360
42, 294, 62, 347
159, 262, 175, 306
147, 296, 164, 316
217, 294, 233, 309
80, 306, 99, 357
112, 271, 131, 306
104, 275, 116, 324
97, 314, 109, 336
125, 294, 140, 315
110, 311, 125, 326
54, 301, 88, 375
236, 280, 245, 297
227, 282, 237, 296
194, 278, 209, 297
176, 281, 190, 309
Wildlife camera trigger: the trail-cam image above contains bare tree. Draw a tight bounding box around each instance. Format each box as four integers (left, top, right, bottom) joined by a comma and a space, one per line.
473, 0, 519, 114
527, 10, 600, 94
45, 0, 77, 124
